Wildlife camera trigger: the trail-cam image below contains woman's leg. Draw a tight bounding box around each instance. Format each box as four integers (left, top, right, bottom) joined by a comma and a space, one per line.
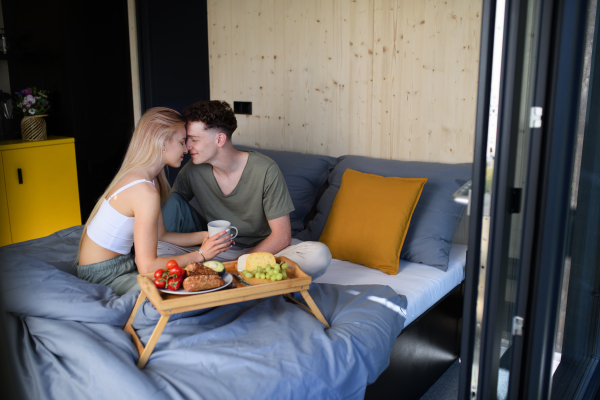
77, 253, 139, 295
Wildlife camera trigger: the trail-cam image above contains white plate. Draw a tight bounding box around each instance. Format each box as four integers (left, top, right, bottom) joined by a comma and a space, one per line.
158, 272, 232, 295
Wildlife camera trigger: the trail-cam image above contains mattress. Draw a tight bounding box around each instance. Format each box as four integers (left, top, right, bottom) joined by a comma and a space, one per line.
314, 243, 467, 327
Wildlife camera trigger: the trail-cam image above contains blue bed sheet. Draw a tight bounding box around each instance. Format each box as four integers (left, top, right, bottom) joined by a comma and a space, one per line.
0, 226, 406, 400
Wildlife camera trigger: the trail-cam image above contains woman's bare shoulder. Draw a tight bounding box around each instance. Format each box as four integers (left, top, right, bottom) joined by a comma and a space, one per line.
106, 171, 159, 218
107, 171, 156, 199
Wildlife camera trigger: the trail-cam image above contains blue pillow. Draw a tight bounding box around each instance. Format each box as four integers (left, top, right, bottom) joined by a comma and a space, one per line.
235, 145, 338, 235
296, 155, 472, 271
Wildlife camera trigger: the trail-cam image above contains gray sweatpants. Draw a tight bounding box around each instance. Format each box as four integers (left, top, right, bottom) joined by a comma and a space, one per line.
77, 252, 140, 295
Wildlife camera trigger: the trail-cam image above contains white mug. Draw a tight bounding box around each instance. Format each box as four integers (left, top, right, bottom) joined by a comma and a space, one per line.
207, 220, 239, 240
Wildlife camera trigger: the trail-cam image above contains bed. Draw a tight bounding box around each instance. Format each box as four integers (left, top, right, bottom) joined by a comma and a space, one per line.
0, 226, 407, 400
318, 243, 468, 399
0, 147, 471, 399
316, 243, 467, 328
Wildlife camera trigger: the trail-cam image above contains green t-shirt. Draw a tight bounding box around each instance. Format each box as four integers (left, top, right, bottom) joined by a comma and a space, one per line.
171, 151, 295, 248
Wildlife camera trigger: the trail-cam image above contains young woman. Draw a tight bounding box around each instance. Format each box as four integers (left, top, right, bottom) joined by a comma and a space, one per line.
77, 107, 232, 295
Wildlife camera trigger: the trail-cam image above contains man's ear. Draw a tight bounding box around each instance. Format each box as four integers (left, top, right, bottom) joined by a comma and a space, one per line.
216, 132, 227, 147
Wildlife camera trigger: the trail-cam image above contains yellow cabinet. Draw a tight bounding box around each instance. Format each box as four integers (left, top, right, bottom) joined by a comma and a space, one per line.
0, 136, 81, 245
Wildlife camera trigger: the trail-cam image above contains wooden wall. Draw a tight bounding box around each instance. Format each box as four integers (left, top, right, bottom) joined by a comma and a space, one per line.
207, 0, 481, 163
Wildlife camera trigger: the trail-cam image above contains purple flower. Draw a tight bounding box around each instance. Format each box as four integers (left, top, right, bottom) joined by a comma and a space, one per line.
25, 95, 35, 104
22, 109, 26, 113
23, 89, 33, 95
15, 91, 22, 96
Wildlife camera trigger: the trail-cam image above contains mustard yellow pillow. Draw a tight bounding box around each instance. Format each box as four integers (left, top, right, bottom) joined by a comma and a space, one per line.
319, 169, 426, 275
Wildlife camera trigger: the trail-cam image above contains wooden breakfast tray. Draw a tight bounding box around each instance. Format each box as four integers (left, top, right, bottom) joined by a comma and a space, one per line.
123, 256, 330, 369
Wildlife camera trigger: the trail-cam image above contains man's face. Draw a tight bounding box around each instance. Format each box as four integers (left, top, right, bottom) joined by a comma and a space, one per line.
186, 121, 219, 164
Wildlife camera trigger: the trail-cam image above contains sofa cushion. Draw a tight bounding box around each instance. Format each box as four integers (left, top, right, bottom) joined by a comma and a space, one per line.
296, 155, 471, 271
319, 169, 426, 275
235, 145, 338, 235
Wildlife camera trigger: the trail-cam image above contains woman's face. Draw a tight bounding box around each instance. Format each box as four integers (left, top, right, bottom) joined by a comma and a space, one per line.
163, 127, 188, 168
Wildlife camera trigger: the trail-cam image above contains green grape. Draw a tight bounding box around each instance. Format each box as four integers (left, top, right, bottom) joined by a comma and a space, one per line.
266, 264, 272, 269
276, 273, 283, 280
270, 276, 277, 282
274, 264, 281, 272
282, 271, 287, 279
281, 263, 288, 270
256, 267, 263, 273
242, 271, 251, 278
260, 273, 266, 279
266, 266, 272, 272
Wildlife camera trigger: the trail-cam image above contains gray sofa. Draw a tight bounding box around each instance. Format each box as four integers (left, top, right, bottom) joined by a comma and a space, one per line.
223, 145, 472, 399
233, 145, 471, 271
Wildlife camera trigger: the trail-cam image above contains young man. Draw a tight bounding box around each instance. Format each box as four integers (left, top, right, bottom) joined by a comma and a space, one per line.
161, 100, 331, 279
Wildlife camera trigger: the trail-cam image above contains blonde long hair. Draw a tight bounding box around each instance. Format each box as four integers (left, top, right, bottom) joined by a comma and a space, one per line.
76, 107, 186, 263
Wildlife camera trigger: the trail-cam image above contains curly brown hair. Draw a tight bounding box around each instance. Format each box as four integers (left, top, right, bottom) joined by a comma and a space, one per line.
182, 100, 238, 140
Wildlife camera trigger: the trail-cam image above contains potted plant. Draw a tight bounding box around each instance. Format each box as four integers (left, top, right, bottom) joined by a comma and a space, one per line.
14, 87, 50, 141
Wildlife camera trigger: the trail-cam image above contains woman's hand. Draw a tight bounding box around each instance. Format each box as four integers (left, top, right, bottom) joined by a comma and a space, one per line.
198, 230, 234, 261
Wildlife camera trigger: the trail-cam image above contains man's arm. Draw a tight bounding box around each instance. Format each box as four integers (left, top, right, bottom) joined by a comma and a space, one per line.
247, 214, 292, 254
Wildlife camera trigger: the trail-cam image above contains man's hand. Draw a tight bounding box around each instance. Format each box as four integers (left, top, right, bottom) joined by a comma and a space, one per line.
248, 214, 292, 254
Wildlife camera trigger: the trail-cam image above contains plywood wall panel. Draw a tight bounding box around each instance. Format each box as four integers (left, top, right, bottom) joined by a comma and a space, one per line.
208, 0, 481, 163
208, 0, 232, 101
393, 0, 415, 161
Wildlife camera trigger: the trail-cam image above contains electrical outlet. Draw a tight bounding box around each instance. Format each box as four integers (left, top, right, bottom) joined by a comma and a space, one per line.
234, 101, 252, 115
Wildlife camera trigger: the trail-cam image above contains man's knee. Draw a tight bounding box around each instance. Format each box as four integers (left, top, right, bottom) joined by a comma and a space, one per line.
280, 241, 331, 280
307, 242, 332, 280
162, 192, 189, 213
162, 193, 202, 233
310, 242, 332, 264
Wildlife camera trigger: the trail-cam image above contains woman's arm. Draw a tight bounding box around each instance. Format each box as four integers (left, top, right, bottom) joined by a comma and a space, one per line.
133, 190, 232, 274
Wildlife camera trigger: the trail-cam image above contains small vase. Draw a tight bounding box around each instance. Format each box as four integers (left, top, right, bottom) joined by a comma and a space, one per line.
21, 114, 48, 141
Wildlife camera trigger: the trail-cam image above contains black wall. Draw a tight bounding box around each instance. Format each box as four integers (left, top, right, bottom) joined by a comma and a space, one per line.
136, 0, 210, 181
2, 0, 212, 218
2, 0, 135, 222
136, 0, 210, 113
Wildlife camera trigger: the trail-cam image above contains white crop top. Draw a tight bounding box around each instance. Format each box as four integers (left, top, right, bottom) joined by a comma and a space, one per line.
86, 179, 155, 254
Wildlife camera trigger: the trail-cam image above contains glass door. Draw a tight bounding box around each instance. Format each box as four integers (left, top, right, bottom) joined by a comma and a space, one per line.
459, 0, 551, 396
458, 0, 600, 398
539, 0, 600, 397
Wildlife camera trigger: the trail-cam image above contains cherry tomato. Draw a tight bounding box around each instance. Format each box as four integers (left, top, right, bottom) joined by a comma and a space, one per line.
168, 265, 185, 279
153, 277, 166, 289
154, 269, 167, 280
166, 260, 179, 270
167, 277, 182, 291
